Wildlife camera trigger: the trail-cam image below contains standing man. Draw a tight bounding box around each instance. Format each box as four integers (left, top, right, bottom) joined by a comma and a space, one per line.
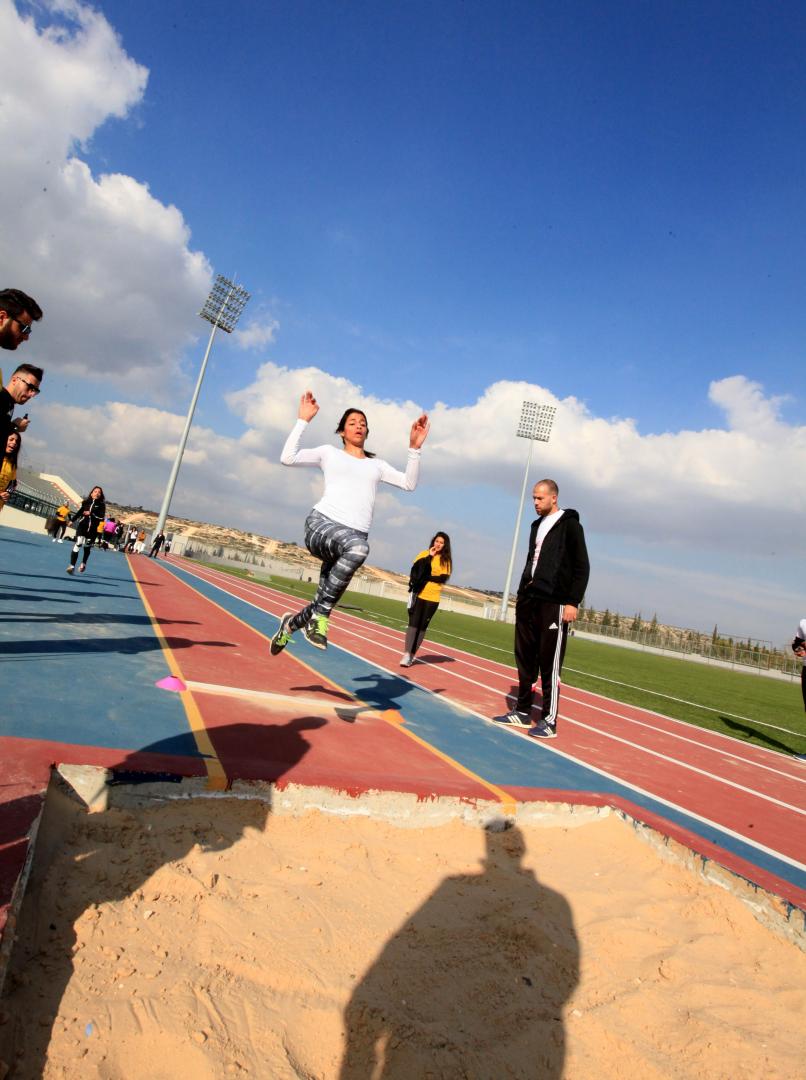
493, 479, 590, 739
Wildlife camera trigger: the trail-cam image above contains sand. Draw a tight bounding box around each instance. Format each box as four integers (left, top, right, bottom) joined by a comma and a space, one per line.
0, 788, 804, 1080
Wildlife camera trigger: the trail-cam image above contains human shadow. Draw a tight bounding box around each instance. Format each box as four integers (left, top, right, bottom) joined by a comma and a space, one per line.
0, 589, 79, 606
721, 716, 801, 756
340, 822, 579, 1079
413, 653, 455, 665
0, 717, 326, 1075
0, 635, 237, 660
291, 683, 355, 703
352, 672, 421, 712
0, 613, 200, 627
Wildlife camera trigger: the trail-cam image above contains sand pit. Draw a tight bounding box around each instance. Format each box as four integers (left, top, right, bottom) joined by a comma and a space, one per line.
1, 784, 804, 1080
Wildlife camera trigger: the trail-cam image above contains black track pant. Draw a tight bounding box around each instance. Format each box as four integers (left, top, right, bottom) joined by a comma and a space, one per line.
801, 667, 806, 712
404, 598, 439, 657
70, 533, 97, 568
513, 596, 567, 725
289, 510, 369, 631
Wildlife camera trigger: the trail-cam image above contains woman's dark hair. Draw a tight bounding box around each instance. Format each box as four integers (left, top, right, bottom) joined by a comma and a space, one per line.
87, 486, 105, 501
430, 531, 452, 573
335, 408, 375, 458
4, 431, 21, 467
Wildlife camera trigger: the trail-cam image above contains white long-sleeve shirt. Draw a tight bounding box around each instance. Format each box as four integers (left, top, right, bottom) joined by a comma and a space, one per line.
280, 419, 421, 533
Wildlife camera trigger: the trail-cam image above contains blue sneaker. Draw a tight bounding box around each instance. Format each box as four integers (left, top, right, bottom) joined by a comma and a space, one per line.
492, 711, 530, 728
528, 721, 557, 739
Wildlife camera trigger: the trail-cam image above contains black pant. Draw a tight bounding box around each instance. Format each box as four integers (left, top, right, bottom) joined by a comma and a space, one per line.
514, 596, 567, 724
801, 668, 805, 712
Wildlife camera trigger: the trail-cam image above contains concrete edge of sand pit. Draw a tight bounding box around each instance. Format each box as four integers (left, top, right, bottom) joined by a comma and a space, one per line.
34, 764, 804, 955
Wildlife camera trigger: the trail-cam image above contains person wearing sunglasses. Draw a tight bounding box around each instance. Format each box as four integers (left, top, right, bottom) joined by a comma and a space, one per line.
0, 288, 43, 353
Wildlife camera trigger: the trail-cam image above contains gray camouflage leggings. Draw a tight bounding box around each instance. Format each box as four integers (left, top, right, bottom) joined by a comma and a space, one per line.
289, 510, 369, 630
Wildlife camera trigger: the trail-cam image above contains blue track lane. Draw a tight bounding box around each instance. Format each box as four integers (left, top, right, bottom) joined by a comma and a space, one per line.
0, 532, 201, 757
161, 559, 806, 900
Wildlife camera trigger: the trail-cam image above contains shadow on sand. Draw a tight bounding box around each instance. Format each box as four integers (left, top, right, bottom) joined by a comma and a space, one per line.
340, 821, 579, 1079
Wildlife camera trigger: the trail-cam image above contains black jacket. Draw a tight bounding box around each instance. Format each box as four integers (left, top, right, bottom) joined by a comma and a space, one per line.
517, 509, 590, 606
71, 495, 106, 537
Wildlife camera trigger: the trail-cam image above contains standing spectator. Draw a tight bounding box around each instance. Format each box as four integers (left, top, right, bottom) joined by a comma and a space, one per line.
0, 431, 21, 513
135, 528, 146, 554
66, 486, 106, 575
493, 479, 590, 739
126, 525, 138, 553
0, 288, 43, 353
792, 620, 806, 713
149, 531, 166, 558
114, 520, 126, 551
1, 362, 43, 450
400, 532, 453, 667
52, 500, 70, 542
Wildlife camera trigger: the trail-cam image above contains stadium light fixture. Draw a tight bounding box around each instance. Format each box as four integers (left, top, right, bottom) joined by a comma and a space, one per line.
155, 275, 250, 536
499, 400, 556, 618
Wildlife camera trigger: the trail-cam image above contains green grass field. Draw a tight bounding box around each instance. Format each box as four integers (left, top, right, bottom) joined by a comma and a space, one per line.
196, 561, 806, 757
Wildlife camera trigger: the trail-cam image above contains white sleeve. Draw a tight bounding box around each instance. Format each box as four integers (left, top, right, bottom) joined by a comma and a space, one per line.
378, 448, 421, 491
798, 619, 806, 639
280, 419, 325, 467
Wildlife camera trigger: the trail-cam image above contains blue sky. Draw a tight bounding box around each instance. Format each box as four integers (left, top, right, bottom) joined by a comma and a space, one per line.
2, 0, 805, 643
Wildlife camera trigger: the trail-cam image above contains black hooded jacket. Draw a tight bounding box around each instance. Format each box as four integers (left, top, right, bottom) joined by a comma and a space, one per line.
517, 509, 590, 606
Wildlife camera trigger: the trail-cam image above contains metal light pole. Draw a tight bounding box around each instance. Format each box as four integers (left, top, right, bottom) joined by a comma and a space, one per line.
499, 401, 556, 618
155, 274, 250, 536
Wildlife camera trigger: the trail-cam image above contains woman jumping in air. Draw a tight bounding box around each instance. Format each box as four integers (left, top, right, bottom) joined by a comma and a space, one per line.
270, 391, 430, 653
400, 531, 453, 667
66, 485, 106, 574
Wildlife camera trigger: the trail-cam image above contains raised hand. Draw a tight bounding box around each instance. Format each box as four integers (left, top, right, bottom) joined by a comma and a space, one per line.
298, 390, 320, 422
409, 413, 430, 449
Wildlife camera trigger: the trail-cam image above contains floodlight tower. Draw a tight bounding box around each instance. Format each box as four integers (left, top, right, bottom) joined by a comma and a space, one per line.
155, 275, 250, 536
499, 400, 556, 618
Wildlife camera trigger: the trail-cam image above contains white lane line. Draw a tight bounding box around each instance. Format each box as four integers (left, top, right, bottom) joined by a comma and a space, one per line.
165, 560, 806, 870
170, 561, 806, 790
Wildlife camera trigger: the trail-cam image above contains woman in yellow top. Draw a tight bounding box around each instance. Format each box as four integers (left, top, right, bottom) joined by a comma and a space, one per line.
0, 431, 21, 513
400, 532, 452, 667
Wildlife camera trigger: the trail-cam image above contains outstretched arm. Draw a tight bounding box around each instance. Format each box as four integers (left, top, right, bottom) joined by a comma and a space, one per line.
298, 390, 319, 423
281, 390, 325, 467
409, 413, 430, 449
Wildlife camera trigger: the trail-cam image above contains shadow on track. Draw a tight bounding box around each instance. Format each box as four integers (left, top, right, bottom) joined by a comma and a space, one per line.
0, 717, 327, 1075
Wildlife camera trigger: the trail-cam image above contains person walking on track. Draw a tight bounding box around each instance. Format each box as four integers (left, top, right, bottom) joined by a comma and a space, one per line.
66, 486, 106, 574
270, 390, 429, 653
400, 532, 452, 667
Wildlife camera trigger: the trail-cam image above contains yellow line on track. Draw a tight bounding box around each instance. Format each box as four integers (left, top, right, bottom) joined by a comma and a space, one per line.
129, 558, 228, 791
164, 563, 515, 813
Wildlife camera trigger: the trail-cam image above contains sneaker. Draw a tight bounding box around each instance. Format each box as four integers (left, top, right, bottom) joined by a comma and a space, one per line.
492, 710, 530, 728
52, 537, 57, 542
66, 565, 74, 574
79, 564, 86, 573
269, 613, 294, 656
57, 538, 64, 543
400, 653, 413, 668
528, 721, 557, 740
303, 614, 329, 650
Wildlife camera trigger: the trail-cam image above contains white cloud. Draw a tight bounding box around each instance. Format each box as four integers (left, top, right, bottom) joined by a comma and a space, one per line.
233, 317, 280, 351
0, 0, 211, 388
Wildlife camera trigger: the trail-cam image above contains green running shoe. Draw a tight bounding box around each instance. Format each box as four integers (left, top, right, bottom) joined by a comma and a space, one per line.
304, 614, 329, 650
269, 613, 294, 656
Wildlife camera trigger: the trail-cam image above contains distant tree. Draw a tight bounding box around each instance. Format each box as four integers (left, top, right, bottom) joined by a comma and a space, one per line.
601, 609, 612, 627
711, 624, 719, 644
612, 612, 621, 630
630, 612, 642, 632
649, 613, 659, 637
